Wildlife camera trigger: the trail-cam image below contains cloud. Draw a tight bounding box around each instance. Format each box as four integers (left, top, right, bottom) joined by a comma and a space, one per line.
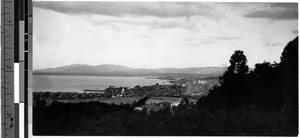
292, 30, 298, 35
266, 42, 282, 46
244, 3, 298, 20
182, 38, 216, 47
213, 36, 242, 40
86, 16, 199, 31
137, 35, 152, 38
270, 3, 297, 9
33, 1, 219, 19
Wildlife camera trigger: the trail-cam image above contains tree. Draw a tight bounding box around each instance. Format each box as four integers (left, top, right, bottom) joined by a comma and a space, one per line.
179, 97, 190, 108
280, 37, 298, 69
220, 50, 249, 84
228, 50, 249, 75
253, 62, 274, 78
198, 50, 251, 109
36, 99, 47, 107
135, 85, 141, 90
132, 96, 149, 108
279, 37, 298, 134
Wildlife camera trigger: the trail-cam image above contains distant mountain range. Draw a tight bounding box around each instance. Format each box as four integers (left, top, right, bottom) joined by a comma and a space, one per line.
33, 64, 227, 76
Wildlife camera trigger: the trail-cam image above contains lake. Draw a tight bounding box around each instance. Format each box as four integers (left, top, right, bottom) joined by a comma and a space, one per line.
33, 75, 169, 92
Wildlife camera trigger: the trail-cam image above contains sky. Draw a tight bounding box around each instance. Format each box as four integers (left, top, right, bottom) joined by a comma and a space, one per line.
32, 1, 298, 69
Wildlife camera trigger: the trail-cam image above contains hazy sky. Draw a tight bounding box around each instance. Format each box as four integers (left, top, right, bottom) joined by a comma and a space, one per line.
33, 1, 298, 69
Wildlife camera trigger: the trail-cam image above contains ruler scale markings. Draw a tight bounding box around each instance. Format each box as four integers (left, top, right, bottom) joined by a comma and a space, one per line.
2, 0, 31, 137
2, 0, 15, 138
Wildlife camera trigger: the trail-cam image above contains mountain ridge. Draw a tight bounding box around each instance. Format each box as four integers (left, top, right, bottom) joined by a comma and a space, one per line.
34, 64, 227, 76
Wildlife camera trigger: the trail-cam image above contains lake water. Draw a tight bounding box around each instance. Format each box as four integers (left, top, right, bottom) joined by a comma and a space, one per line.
33, 75, 169, 92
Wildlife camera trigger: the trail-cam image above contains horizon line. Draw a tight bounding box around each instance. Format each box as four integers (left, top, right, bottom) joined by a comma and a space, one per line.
33, 63, 232, 70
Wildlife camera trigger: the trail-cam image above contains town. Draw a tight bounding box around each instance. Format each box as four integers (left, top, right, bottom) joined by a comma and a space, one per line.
33, 76, 219, 104
34, 83, 184, 101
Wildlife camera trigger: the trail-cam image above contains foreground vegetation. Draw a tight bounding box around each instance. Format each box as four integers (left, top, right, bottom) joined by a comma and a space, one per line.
33, 37, 298, 136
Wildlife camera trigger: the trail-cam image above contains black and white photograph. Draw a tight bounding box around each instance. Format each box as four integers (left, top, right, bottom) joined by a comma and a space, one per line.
32, 1, 298, 136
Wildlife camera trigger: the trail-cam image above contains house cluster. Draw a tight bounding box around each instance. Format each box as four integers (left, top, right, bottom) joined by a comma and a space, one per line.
33, 92, 105, 100
104, 84, 185, 98
33, 83, 185, 101
133, 101, 182, 114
